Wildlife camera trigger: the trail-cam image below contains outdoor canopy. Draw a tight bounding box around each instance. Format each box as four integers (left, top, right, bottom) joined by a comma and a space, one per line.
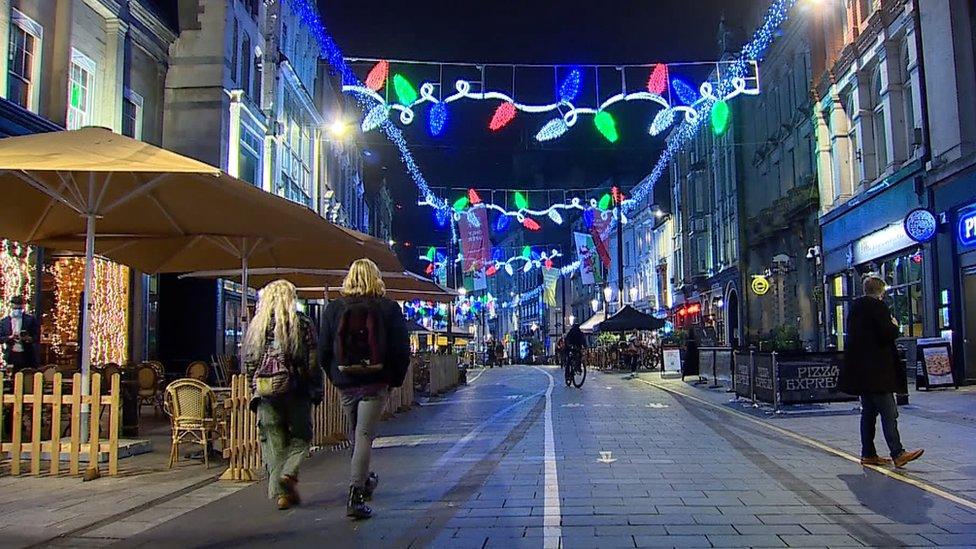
180, 267, 457, 303
0, 127, 400, 415
597, 305, 666, 332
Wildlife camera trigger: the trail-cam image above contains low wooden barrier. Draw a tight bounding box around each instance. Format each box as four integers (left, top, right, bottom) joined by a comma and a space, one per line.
220, 364, 416, 482
1, 372, 120, 477
428, 355, 459, 395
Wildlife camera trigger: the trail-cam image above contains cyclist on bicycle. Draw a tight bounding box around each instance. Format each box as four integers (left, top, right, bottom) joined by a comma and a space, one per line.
564, 324, 586, 384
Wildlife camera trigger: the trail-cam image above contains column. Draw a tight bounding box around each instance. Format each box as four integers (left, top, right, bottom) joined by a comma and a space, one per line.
101, 17, 127, 132
45, 0, 74, 127
226, 90, 243, 177
0, 0, 11, 97
312, 128, 321, 215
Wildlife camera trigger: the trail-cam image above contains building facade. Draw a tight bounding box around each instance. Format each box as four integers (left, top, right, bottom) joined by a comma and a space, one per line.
812, 0, 929, 353
738, 5, 822, 350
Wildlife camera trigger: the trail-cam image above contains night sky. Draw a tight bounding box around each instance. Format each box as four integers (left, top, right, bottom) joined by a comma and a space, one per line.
318, 1, 766, 270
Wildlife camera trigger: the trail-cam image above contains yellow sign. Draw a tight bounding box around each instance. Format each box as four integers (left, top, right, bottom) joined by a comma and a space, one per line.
751, 275, 770, 296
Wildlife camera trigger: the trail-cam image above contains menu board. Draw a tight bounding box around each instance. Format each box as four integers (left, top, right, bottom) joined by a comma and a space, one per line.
662, 348, 682, 374
916, 338, 955, 389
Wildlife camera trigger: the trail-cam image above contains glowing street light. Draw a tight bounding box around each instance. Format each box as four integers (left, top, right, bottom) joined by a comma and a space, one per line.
591, 298, 600, 313
328, 119, 348, 137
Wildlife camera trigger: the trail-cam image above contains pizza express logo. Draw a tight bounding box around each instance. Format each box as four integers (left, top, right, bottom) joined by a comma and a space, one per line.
904, 208, 936, 243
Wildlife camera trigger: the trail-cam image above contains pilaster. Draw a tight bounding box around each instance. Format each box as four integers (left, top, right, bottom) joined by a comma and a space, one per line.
101, 17, 128, 132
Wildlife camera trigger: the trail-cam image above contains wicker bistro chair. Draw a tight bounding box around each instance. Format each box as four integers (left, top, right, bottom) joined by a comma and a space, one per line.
185, 361, 210, 382
163, 379, 217, 468
135, 364, 162, 417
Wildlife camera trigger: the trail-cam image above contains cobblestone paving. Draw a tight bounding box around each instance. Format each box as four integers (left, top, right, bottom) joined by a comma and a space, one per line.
111, 366, 976, 548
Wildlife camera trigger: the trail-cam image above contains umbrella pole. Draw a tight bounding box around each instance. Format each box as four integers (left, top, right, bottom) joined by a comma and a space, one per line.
239, 254, 249, 373
80, 214, 95, 446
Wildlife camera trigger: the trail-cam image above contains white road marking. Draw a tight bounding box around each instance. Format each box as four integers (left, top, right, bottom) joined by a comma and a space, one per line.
645, 403, 669, 409
597, 451, 617, 464
532, 366, 562, 549
467, 368, 487, 384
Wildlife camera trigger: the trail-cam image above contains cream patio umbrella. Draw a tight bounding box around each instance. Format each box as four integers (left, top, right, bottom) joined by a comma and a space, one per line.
181, 267, 458, 303
0, 127, 391, 416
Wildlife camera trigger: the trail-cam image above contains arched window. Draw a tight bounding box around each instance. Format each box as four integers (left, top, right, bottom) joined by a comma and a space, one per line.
901, 41, 916, 157
871, 65, 888, 177
240, 34, 251, 97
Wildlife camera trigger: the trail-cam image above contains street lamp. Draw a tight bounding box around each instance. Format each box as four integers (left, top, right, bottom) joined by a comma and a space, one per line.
458, 287, 467, 296
591, 298, 600, 313
568, 314, 575, 325
629, 287, 638, 304
328, 119, 348, 137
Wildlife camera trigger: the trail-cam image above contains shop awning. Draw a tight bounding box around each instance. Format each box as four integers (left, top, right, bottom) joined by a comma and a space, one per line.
598, 305, 666, 332
579, 311, 606, 334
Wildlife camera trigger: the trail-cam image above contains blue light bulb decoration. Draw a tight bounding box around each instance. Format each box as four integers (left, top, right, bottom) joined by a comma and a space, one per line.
435, 208, 449, 228
671, 78, 699, 106
583, 208, 595, 229
558, 68, 582, 103
492, 247, 504, 262
495, 213, 511, 233
428, 102, 448, 137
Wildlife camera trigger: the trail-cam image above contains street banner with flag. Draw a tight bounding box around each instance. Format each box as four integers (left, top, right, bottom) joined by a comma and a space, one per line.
458, 205, 492, 272
543, 267, 559, 307
589, 211, 613, 268
574, 232, 603, 286
462, 267, 488, 292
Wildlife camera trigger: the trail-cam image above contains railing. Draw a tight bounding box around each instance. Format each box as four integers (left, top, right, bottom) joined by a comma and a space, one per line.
1, 372, 120, 477
220, 364, 416, 482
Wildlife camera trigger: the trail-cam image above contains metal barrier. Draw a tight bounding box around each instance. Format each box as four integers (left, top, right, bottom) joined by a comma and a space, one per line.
1, 372, 121, 477
730, 351, 856, 412
698, 347, 734, 389
220, 364, 416, 482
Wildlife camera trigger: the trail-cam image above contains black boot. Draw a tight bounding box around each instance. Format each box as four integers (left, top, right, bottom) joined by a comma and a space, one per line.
364, 472, 379, 501
347, 486, 372, 520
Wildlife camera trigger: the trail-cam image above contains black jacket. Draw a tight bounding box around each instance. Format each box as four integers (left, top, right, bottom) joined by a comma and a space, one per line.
839, 296, 902, 395
320, 296, 410, 389
0, 313, 40, 368
565, 327, 585, 349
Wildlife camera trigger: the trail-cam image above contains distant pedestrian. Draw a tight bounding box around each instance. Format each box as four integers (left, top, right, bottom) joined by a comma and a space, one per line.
321, 258, 410, 520
839, 275, 923, 468
0, 295, 40, 374
242, 280, 322, 511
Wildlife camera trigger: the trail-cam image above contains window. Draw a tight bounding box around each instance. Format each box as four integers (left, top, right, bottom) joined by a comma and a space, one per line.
121, 89, 144, 140
230, 19, 238, 84
901, 42, 917, 157
7, 9, 42, 111
252, 50, 263, 102
240, 35, 251, 98
842, 88, 860, 186
870, 65, 888, 178
67, 49, 96, 130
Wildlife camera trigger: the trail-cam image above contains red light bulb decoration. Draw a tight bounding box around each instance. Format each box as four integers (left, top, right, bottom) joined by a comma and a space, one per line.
425, 263, 434, 275
647, 63, 669, 95
486, 265, 498, 276
489, 102, 517, 131
522, 218, 542, 231
468, 188, 482, 204
365, 60, 389, 92
544, 259, 553, 270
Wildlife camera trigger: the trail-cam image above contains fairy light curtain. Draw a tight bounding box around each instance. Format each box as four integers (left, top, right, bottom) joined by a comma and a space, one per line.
48, 257, 129, 365
0, 239, 34, 368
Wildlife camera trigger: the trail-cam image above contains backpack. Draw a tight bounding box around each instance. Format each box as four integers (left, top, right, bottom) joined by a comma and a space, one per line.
253, 335, 293, 398
336, 299, 386, 376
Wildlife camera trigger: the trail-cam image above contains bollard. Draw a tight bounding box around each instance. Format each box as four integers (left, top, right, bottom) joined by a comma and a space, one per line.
750, 351, 757, 407
771, 351, 780, 413
709, 348, 721, 388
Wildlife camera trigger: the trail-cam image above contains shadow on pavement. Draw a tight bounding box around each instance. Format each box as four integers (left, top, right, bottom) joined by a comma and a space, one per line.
839, 471, 934, 525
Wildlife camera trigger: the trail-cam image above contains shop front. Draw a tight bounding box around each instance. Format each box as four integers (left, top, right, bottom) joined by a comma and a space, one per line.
821, 175, 929, 353
933, 164, 976, 384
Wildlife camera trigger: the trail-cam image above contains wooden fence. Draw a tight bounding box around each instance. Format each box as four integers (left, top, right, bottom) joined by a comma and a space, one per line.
220, 364, 415, 482
428, 355, 460, 395
1, 372, 120, 477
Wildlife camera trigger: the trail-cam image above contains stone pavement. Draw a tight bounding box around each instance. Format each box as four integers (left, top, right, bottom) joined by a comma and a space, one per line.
5, 365, 976, 548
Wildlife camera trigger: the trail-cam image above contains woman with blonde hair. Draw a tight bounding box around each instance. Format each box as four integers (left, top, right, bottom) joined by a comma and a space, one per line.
242, 279, 322, 510
320, 258, 410, 520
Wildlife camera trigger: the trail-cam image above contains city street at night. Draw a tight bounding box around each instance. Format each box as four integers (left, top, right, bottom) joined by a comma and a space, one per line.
2, 0, 976, 547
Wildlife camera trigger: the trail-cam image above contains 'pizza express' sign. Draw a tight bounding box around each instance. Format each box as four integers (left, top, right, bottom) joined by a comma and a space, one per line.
960, 208, 976, 247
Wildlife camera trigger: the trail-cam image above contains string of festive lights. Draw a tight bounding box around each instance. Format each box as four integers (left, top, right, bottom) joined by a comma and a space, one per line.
498, 260, 581, 308
0, 240, 33, 368
621, 0, 798, 222
342, 61, 758, 142
49, 257, 129, 365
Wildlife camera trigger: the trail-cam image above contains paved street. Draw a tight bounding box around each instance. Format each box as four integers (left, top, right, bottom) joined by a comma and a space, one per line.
61, 366, 971, 549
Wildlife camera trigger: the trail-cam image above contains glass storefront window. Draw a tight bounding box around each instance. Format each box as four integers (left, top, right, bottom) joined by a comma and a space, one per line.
857, 248, 924, 337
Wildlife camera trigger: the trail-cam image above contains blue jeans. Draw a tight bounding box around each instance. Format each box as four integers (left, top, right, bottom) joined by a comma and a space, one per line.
860, 393, 904, 459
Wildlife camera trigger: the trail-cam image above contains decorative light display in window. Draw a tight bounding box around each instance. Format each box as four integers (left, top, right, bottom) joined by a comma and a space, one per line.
49, 257, 129, 365
342, 60, 758, 143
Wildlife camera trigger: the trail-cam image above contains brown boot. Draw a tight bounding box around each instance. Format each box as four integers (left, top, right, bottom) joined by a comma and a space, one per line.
859, 456, 892, 466
277, 496, 293, 510
281, 475, 301, 505
893, 449, 924, 468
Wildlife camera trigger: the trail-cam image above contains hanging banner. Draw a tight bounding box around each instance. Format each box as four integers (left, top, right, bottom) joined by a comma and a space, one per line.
589, 211, 612, 268
458, 206, 492, 272
574, 232, 603, 286
543, 268, 559, 307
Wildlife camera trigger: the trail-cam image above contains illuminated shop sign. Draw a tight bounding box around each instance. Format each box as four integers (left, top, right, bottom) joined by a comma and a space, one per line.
903, 208, 936, 243
960, 208, 976, 247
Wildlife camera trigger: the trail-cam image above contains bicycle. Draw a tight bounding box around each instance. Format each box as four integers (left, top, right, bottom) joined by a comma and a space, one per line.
564, 348, 586, 388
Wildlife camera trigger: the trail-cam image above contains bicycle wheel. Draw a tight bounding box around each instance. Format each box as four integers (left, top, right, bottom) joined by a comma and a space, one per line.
572, 363, 587, 388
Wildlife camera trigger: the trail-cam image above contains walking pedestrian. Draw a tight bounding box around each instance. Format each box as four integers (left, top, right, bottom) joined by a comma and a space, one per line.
839, 275, 924, 468
242, 280, 322, 511
320, 259, 410, 520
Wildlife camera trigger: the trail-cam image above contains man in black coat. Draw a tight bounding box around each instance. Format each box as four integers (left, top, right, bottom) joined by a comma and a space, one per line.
0, 295, 40, 373
839, 276, 923, 468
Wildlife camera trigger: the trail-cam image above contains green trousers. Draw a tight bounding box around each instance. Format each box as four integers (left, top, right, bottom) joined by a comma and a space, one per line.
256, 397, 312, 500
